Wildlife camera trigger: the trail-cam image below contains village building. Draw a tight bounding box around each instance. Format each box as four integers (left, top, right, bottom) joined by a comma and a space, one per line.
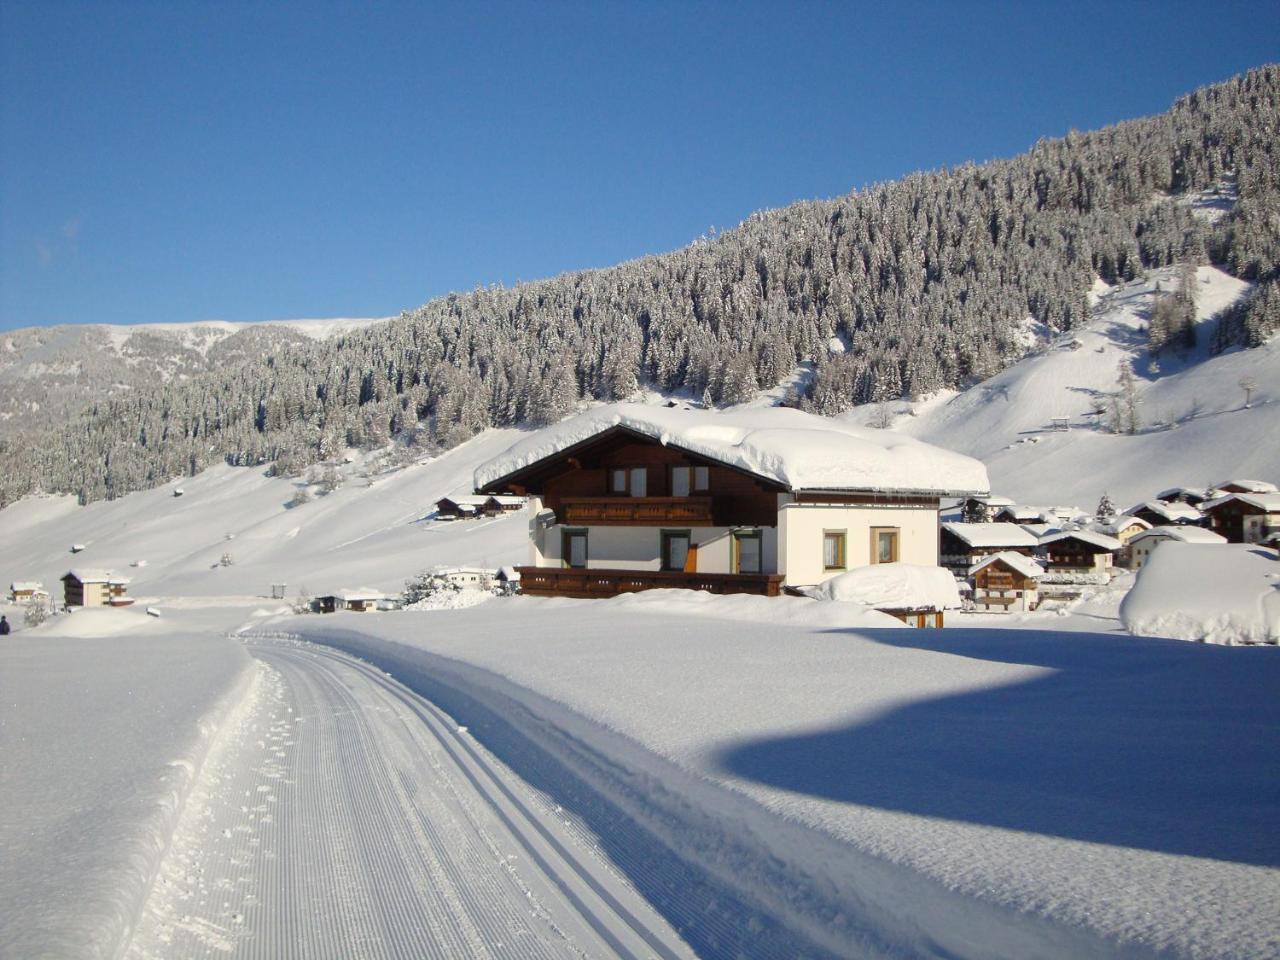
1128, 525, 1227, 570
968, 552, 1044, 613
1155, 486, 1211, 507
61, 570, 132, 608
1038, 530, 1122, 573
435, 494, 527, 520
938, 522, 1039, 573
473, 404, 988, 599
1087, 515, 1152, 566
10, 581, 48, 604
992, 504, 1051, 526
1209, 478, 1278, 497
315, 589, 390, 613
1200, 492, 1280, 544
1124, 500, 1203, 528
960, 495, 1014, 523
435, 567, 496, 590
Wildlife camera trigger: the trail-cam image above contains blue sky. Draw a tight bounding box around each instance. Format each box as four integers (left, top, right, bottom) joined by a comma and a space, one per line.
2, 1, 1277, 331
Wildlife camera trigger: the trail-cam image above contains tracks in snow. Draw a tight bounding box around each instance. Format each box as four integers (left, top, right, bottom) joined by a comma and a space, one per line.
125, 640, 693, 959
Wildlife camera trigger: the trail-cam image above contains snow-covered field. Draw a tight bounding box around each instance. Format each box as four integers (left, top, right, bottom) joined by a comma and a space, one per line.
3, 268, 1279, 957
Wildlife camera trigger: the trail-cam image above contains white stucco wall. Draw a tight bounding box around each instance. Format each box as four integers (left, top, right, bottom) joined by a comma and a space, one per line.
779, 501, 940, 587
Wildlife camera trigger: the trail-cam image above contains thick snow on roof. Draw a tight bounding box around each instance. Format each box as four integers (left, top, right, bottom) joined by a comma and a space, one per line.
1090, 516, 1151, 536
996, 504, 1050, 522
1131, 525, 1227, 545
974, 494, 1014, 507
1204, 492, 1280, 513
438, 495, 489, 506
64, 569, 130, 584
941, 522, 1039, 548
1212, 478, 1279, 495
1039, 530, 1123, 551
808, 563, 962, 610
336, 588, 388, 602
1121, 543, 1280, 644
1125, 500, 1202, 523
475, 404, 989, 496
969, 551, 1045, 579
11, 581, 44, 591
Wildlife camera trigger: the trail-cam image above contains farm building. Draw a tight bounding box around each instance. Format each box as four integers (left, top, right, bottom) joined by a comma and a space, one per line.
968, 552, 1044, 613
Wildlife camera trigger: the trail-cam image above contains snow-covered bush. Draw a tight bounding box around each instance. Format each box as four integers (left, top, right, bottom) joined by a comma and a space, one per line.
403, 571, 461, 606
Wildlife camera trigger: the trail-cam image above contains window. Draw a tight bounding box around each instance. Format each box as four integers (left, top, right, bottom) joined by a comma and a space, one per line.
661, 530, 691, 571
871, 527, 899, 564
671, 466, 691, 498
694, 466, 709, 492
734, 530, 762, 574
823, 530, 846, 570
562, 529, 588, 568
629, 467, 647, 497
609, 466, 648, 497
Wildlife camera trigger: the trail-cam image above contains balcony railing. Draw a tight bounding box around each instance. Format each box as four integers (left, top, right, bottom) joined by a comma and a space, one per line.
557, 496, 715, 526
516, 566, 784, 598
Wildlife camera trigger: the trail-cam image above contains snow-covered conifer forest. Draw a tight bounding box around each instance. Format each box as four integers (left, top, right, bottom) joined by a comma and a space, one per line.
3, 66, 1279, 508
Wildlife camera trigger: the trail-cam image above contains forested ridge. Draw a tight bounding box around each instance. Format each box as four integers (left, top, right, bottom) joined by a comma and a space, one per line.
6, 66, 1280, 507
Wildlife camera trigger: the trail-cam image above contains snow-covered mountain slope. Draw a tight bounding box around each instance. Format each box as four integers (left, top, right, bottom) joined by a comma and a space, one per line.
0, 317, 389, 439
0, 429, 527, 606
852, 266, 1279, 506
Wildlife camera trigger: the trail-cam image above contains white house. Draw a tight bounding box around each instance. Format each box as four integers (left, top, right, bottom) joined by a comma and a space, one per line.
473, 404, 988, 597
10, 581, 48, 604
1128, 525, 1227, 570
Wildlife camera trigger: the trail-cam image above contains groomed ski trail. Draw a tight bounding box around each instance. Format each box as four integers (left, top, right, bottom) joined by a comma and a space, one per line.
125, 638, 694, 960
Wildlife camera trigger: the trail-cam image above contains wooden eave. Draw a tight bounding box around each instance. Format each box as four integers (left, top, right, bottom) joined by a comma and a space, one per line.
476, 424, 789, 495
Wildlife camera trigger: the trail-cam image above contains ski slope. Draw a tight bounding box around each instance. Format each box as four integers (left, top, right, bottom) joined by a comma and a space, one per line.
866, 266, 1280, 505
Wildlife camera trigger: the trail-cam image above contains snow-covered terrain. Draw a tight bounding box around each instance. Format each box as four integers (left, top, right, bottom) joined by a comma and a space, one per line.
860, 266, 1280, 505
3, 266, 1279, 957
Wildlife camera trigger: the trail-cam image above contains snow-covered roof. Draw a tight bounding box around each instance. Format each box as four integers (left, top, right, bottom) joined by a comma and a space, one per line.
995, 504, 1050, 522
1130, 525, 1227, 545
1202, 492, 1280, 513
941, 522, 1039, 548
485, 495, 526, 505
475, 404, 989, 496
1020, 522, 1061, 538
438, 495, 489, 507
11, 581, 44, 591
1090, 516, 1151, 536
968, 551, 1045, 579
1125, 500, 1203, 523
63, 569, 130, 584
1155, 486, 1208, 502
1211, 479, 1278, 495
1039, 530, 1123, 551
807, 563, 962, 610
971, 494, 1014, 507
336, 588, 388, 602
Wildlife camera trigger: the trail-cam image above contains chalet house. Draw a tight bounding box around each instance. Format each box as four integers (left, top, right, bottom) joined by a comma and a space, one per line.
939, 522, 1039, 573
474, 404, 988, 598
61, 570, 132, 608
1038, 530, 1122, 573
316, 589, 389, 613
960, 495, 1014, 523
1124, 500, 1203, 528
992, 504, 1051, 526
1128, 525, 1227, 570
1209, 479, 1278, 497
1088, 515, 1151, 566
435, 494, 526, 519
1200, 493, 1280, 544
1155, 486, 1210, 507
969, 552, 1044, 613
10, 581, 48, 604
436, 567, 495, 590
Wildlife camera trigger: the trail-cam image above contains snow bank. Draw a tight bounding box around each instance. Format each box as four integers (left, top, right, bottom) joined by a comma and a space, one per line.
476, 403, 989, 495
1121, 542, 1280, 644
0, 628, 255, 959
805, 563, 962, 610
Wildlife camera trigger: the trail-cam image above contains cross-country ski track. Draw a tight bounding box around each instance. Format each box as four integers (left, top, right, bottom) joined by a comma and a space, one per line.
125, 638, 695, 960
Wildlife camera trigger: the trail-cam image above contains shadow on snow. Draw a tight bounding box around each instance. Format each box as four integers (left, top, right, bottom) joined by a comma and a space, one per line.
716, 627, 1280, 867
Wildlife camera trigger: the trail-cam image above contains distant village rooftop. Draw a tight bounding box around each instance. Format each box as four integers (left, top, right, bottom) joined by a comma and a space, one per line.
475, 403, 989, 496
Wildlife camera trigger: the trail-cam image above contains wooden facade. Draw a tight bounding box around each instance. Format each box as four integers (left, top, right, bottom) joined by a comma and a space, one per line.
1042, 536, 1116, 571
971, 556, 1040, 612
515, 566, 784, 598
1202, 496, 1280, 544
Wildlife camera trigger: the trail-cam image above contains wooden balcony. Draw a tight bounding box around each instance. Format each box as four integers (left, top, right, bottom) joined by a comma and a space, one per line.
516, 566, 785, 599
557, 496, 715, 526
